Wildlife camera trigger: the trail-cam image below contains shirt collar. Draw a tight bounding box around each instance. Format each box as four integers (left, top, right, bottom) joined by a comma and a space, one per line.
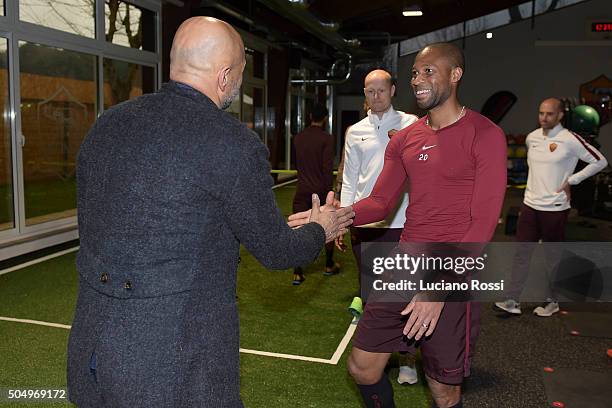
368, 106, 397, 125
545, 123, 564, 138
175, 81, 197, 92
160, 80, 217, 109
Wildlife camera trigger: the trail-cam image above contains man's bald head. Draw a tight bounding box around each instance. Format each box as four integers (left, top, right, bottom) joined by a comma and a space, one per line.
538, 97, 564, 131
540, 97, 563, 113
170, 17, 245, 109
416, 42, 464, 72
364, 69, 393, 87
364, 69, 395, 115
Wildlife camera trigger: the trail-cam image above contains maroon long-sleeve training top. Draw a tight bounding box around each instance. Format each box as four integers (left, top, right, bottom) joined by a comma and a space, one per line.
353, 109, 507, 243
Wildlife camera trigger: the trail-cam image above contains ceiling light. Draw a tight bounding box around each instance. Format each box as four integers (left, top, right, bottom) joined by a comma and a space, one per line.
402, 5, 423, 17
486, 32, 493, 39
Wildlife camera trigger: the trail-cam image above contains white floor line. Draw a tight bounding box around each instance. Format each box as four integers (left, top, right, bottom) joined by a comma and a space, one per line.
329, 320, 358, 365
239, 348, 335, 364
0, 316, 72, 330
0, 315, 357, 365
0, 246, 80, 277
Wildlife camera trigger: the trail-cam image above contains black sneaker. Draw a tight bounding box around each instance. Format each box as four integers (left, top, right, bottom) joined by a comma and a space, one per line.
323, 263, 341, 276
292, 273, 305, 285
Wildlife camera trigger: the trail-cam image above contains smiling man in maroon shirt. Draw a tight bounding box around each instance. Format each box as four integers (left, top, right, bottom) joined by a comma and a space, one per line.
346, 43, 507, 408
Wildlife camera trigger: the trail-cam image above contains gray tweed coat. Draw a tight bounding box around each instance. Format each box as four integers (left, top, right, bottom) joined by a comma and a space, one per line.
67, 81, 325, 407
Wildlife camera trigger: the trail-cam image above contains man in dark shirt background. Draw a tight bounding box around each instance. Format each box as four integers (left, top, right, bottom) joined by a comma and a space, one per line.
292, 103, 339, 284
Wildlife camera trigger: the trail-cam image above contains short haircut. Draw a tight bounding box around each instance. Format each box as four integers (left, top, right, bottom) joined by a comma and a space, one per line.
418, 42, 465, 71
311, 103, 329, 122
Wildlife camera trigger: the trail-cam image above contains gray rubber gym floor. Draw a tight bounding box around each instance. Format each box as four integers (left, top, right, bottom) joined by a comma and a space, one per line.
464, 189, 612, 408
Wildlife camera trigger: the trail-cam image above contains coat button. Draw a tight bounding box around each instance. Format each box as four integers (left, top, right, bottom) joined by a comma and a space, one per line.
100, 273, 109, 283
124, 280, 132, 290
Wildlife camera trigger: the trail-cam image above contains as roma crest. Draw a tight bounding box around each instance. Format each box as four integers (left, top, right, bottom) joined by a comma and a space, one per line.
549, 143, 558, 152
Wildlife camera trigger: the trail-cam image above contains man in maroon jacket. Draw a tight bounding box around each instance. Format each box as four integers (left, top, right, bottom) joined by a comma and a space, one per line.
292, 103, 339, 284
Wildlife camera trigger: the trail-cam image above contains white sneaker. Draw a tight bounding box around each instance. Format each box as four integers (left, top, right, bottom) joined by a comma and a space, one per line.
397, 365, 418, 385
494, 299, 522, 315
533, 302, 559, 317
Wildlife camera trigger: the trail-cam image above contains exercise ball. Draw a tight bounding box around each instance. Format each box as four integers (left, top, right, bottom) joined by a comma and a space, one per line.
568, 105, 600, 135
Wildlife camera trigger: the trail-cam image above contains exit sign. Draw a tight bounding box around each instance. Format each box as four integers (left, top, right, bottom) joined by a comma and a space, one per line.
592, 22, 612, 32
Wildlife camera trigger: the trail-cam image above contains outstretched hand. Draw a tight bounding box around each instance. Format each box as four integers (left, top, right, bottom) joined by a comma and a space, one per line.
287, 191, 354, 243
309, 193, 354, 243
287, 191, 342, 228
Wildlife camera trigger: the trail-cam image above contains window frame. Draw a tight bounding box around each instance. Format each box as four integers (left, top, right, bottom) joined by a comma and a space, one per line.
0, 0, 162, 246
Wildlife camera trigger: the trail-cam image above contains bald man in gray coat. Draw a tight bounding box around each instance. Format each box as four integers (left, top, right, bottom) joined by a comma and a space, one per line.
67, 17, 353, 408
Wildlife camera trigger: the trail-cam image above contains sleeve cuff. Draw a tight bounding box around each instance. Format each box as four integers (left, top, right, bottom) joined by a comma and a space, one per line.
568, 175, 579, 185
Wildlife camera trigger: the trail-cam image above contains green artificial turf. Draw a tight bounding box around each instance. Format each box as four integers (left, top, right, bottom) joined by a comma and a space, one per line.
0, 183, 431, 407
0, 177, 77, 227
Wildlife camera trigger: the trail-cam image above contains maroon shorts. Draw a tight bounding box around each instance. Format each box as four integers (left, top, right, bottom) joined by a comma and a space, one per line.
353, 301, 480, 385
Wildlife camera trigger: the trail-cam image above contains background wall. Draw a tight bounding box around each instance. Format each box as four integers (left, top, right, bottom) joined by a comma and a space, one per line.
394, 0, 612, 156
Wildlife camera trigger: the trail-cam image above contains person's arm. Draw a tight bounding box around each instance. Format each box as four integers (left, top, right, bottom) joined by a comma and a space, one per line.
340, 132, 360, 207
567, 134, 608, 185
524, 133, 531, 151
323, 133, 334, 193
352, 134, 407, 226
460, 126, 508, 243
224, 136, 325, 270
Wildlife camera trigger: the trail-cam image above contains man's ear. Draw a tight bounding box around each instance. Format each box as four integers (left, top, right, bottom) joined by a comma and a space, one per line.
450, 67, 463, 84
390, 84, 396, 98
218, 67, 231, 92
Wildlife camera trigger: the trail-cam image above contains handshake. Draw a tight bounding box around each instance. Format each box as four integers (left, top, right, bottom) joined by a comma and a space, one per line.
287, 191, 354, 243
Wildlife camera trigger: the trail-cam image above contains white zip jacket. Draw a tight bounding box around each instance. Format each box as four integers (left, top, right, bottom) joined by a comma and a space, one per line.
341, 107, 418, 228
524, 123, 608, 211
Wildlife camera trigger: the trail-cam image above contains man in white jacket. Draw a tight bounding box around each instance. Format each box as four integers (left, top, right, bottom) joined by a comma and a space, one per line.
340, 69, 418, 384
496, 97, 608, 317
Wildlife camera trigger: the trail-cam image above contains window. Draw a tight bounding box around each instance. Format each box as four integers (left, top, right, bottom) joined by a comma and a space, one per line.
245, 48, 264, 80
290, 94, 300, 136
19, 41, 96, 226
0, 0, 161, 249
242, 84, 264, 140
105, 0, 156, 51
20, 0, 95, 38
0, 38, 13, 231
103, 58, 155, 108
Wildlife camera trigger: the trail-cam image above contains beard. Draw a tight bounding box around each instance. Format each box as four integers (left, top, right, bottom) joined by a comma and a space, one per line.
416, 85, 452, 111
220, 79, 241, 111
